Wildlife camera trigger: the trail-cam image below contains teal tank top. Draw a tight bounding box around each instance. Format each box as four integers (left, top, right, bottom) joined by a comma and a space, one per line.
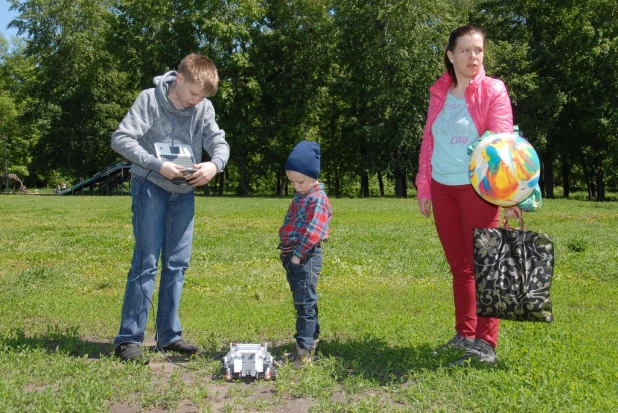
431, 92, 479, 186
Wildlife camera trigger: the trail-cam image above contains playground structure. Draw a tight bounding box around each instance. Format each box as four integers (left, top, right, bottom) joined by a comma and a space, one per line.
2, 162, 132, 196
4, 160, 222, 196
5, 173, 28, 194
58, 162, 132, 196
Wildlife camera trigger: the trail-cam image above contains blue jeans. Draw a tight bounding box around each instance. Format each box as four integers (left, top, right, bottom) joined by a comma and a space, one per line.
113, 177, 195, 348
281, 247, 322, 351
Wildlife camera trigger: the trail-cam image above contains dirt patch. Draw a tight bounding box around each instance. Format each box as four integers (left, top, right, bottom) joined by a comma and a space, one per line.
102, 338, 318, 412
98, 337, 419, 411
275, 398, 314, 413
108, 403, 139, 413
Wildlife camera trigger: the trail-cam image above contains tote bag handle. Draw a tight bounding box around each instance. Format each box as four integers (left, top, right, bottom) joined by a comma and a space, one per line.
500, 213, 525, 231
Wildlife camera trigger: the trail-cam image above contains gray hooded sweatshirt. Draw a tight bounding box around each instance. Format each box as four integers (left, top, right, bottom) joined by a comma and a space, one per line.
111, 70, 230, 194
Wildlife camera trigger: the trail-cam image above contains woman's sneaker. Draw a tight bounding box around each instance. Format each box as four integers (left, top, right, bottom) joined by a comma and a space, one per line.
450, 338, 497, 366
442, 334, 474, 351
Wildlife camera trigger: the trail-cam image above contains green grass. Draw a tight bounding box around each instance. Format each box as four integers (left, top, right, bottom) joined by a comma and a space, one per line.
0, 195, 617, 412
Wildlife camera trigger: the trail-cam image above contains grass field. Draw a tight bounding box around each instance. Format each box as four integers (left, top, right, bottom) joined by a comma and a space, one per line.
1, 195, 617, 412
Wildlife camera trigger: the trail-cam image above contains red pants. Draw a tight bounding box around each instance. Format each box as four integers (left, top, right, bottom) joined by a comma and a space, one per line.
431, 179, 500, 348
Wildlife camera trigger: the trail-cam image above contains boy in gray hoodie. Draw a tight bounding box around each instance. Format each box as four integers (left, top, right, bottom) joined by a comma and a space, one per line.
111, 54, 230, 362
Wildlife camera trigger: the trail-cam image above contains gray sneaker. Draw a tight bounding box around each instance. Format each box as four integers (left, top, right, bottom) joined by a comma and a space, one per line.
450, 338, 497, 366
442, 334, 474, 351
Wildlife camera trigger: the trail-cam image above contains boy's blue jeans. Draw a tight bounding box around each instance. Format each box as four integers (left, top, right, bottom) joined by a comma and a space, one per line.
280, 246, 322, 351
113, 177, 195, 348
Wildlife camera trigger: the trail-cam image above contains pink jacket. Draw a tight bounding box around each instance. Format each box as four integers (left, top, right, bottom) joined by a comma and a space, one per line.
415, 67, 513, 200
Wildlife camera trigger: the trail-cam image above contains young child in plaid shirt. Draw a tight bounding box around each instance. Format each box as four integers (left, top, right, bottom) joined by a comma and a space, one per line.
278, 141, 332, 366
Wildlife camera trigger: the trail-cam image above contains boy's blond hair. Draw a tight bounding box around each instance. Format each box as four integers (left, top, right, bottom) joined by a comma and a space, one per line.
178, 54, 219, 97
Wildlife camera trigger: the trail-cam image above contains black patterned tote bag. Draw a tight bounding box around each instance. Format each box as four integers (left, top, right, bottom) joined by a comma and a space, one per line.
473, 217, 554, 322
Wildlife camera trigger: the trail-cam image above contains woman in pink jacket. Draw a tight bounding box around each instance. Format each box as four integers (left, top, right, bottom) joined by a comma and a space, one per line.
415, 25, 521, 366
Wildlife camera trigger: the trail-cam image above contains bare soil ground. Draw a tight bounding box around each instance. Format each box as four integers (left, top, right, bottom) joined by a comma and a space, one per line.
100, 338, 319, 413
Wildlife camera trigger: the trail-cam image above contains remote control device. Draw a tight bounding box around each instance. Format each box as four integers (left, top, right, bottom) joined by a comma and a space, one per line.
154, 142, 196, 169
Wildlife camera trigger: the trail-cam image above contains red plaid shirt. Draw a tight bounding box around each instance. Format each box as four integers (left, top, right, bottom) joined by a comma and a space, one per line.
279, 183, 332, 260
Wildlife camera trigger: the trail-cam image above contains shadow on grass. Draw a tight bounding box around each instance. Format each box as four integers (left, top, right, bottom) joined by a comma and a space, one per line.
266, 335, 481, 384
0, 326, 221, 365
1, 328, 505, 378
1, 325, 114, 359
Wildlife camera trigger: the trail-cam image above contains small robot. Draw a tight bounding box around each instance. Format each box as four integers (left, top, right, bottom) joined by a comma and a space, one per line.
222, 343, 277, 381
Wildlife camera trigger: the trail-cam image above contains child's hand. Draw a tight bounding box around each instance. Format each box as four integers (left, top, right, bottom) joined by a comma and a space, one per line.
291, 256, 301, 265
160, 162, 184, 179
186, 162, 218, 187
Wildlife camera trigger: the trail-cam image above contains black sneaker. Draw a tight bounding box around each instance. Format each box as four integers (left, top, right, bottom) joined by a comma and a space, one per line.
442, 334, 474, 351
449, 338, 497, 367
159, 339, 199, 355
115, 343, 147, 363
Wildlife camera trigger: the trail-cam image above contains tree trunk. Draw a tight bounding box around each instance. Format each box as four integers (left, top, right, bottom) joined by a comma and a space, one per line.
580, 153, 593, 200
360, 172, 369, 197
543, 149, 555, 198
334, 169, 340, 198
561, 156, 570, 198
595, 155, 605, 201
277, 170, 287, 197
217, 172, 225, 196
394, 171, 407, 198
378, 171, 384, 197
238, 150, 248, 197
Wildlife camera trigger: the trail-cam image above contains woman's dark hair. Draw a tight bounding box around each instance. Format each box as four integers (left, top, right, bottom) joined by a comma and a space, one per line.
444, 25, 486, 87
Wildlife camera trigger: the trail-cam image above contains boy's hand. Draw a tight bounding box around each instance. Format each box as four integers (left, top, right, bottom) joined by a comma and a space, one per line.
160, 162, 185, 179
185, 162, 218, 187
291, 256, 301, 265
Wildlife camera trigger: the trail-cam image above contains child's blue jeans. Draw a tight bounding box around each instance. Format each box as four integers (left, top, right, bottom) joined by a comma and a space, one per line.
280, 246, 322, 351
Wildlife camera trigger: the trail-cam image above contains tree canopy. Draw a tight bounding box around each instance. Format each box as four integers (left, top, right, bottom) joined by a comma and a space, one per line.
1, 0, 616, 199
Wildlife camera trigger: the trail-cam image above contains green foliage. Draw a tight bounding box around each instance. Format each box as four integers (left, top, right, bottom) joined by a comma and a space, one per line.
8, 0, 136, 185
472, 0, 618, 199
43, 169, 74, 189
0, 197, 617, 411
1, 0, 617, 197
0, 35, 36, 179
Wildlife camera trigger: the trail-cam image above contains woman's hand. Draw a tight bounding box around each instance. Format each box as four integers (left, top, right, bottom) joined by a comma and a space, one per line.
503, 205, 523, 219
418, 198, 432, 218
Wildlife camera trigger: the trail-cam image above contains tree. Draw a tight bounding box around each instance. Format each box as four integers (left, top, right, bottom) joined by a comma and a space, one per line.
9, 0, 135, 185
203, 0, 265, 196
0, 34, 41, 181
109, 0, 267, 195
472, 0, 618, 200
328, 0, 466, 197
245, 0, 333, 196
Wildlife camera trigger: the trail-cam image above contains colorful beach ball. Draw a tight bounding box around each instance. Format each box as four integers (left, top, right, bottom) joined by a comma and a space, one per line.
469, 133, 540, 206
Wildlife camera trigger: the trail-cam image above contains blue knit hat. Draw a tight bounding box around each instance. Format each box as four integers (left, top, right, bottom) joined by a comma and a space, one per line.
285, 141, 321, 179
